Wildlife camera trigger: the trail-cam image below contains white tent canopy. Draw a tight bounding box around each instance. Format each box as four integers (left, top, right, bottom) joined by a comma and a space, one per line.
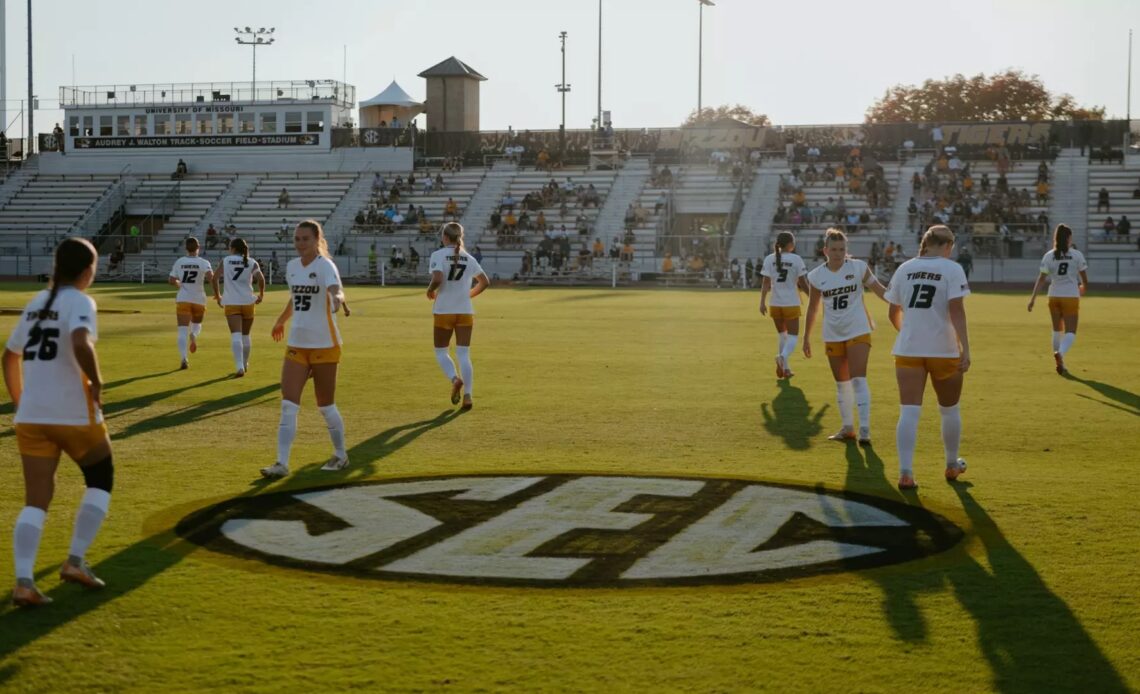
359, 80, 423, 109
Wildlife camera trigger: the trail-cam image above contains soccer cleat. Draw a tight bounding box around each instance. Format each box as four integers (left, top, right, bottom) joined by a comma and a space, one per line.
897, 474, 918, 491
460, 396, 473, 412
12, 584, 52, 608
180, 359, 189, 370
450, 377, 464, 405
775, 356, 785, 379
945, 458, 968, 481
234, 370, 245, 379
260, 462, 290, 479
1053, 351, 1066, 375
189, 333, 198, 354
828, 428, 856, 442
858, 427, 872, 447
320, 455, 350, 472
60, 561, 106, 590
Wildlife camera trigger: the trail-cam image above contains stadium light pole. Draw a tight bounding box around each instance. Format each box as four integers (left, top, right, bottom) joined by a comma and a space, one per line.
556, 31, 571, 157
26, 0, 33, 154
698, 0, 714, 116
596, 0, 602, 130
234, 27, 275, 102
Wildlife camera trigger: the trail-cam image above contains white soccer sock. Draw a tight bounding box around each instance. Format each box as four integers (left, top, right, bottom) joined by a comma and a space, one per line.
940, 404, 962, 467
781, 334, 799, 360
319, 404, 347, 459
191, 322, 202, 339
1060, 332, 1076, 356
836, 380, 855, 429
230, 333, 245, 372
14, 506, 46, 581
896, 405, 922, 475
778, 331, 788, 356
456, 346, 474, 395
852, 376, 871, 434
68, 488, 111, 562
1052, 331, 1062, 352
177, 326, 189, 359
277, 400, 300, 467
434, 347, 458, 381
242, 335, 252, 367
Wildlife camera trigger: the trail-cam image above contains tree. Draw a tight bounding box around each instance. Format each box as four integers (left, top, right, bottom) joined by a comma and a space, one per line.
865, 69, 1105, 123
683, 104, 771, 127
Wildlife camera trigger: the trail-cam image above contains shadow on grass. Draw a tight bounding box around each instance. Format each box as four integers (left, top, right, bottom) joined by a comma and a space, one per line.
112, 384, 279, 440
292, 409, 464, 482
760, 380, 828, 451
843, 445, 1129, 692
1064, 373, 1139, 416
104, 369, 182, 392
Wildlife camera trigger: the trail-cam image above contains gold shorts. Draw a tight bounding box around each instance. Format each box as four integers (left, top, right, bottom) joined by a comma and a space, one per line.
176, 302, 206, 321
825, 333, 872, 358
769, 306, 801, 321
434, 314, 475, 330
15, 422, 109, 460
894, 356, 961, 381
224, 304, 256, 319
1048, 297, 1079, 317
285, 345, 342, 366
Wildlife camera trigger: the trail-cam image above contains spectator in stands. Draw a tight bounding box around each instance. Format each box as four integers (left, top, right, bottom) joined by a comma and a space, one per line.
957, 245, 973, 280
1097, 187, 1110, 213
518, 210, 531, 232
1036, 179, 1050, 204
277, 187, 290, 209
490, 209, 502, 230
1132, 182, 1140, 199
504, 210, 518, 234
172, 159, 188, 180
1118, 215, 1132, 240
445, 197, 459, 220
108, 242, 125, 273
390, 116, 401, 130
592, 237, 605, 258
389, 184, 401, 204
907, 197, 918, 233
277, 218, 290, 242
500, 193, 516, 213
419, 216, 433, 235
536, 211, 548, 232
206, 223, 220, 249
408, 246, 420, 271
609, 237, 621, 259
405, 204, 418, 224
662, 253, 675, 273
421, 176, 434, 194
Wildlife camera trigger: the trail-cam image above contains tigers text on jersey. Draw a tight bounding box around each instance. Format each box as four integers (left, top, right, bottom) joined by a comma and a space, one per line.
885, 256, 970, 358
221, 255, 261, 306
760, 252, 807, 306
1039, 249, 1087, 298
5, 287, 102, 425
170, 256, 213, 304
429, 247, 485, 315
807, 258, 873, 342
286, 256, 343, 349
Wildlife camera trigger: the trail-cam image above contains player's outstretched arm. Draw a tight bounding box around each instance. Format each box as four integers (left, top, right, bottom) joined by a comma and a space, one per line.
1027, 273, 1046, 311
272, 302, 293, 342
759, 276, 771, 314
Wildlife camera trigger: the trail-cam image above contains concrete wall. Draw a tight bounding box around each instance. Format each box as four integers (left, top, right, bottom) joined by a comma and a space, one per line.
37, 147, 413, 175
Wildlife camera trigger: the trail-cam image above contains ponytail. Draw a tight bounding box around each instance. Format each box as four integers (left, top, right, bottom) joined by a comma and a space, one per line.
33, 238, 96, 332
774, 231, 794, 279
231, 238, 250, 267
1053, 224, 1072, 259
441, 222, 465, 277
919, 225, 955, 256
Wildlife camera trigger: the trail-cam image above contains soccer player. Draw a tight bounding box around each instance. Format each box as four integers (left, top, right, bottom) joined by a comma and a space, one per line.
759, 231, 809, 379
802, 228, 888, 445
260, 220, 351, 479
210, 238, 265, 377
168, 237, 214, 370
3, 238, 114, 607
427, 222, 490, 411
1027, 224, 1088, 375
885, 225, 971, 491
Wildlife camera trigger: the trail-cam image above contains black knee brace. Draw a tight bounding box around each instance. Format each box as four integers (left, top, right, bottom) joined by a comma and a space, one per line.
81, 454, 114, 493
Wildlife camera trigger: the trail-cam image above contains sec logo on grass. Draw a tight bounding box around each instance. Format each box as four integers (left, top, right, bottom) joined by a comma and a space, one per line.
176, 474, 963, 587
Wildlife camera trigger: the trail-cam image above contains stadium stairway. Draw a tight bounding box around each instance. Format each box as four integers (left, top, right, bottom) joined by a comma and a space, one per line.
0, 161, 37, 209
460, 170, 512, 274
592, 158, 650, 245
324, 172, 372, 240
1052, 149, 1090, 246
727, 168, 776, 263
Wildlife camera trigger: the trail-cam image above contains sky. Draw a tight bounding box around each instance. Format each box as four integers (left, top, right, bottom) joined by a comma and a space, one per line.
0, 0, 1136, 137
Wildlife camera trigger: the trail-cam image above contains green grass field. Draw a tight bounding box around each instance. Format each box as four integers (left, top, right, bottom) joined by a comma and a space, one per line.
0, 283, 1138, 693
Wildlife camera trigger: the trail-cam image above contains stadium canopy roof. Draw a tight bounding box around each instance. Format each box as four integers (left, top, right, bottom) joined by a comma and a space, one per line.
359, 81, 423, 109
417, 57, 487, 81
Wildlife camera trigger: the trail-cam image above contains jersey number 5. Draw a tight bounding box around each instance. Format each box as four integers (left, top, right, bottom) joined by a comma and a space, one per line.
447, 264, 467, 281
293, 295, 312, 311
23, 326, 60, 361
1057, 262, 1069, 276
907, 284, 936, 309
181, 270, 199, 283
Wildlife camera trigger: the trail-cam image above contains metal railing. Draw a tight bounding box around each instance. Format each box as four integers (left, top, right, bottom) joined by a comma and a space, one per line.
60, 80, 355, 109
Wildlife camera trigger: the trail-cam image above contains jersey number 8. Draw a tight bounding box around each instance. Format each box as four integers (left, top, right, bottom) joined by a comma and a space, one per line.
1058, 262, 1069, 276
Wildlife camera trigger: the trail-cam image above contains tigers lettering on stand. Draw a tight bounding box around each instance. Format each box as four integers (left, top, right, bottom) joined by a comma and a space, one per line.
178, 474, 963, 587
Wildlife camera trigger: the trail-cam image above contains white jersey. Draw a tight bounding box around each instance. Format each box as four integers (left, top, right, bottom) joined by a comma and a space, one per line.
5, 288, 102, 425
170, 256, 213, 305
286, 256, 343, 349
760, 252, 807, 307
220, 255, 261, 306
1039, 249, 1087, 298
807, 258, 873, 342
885, 256, 970, 358
429, 247, 486, 315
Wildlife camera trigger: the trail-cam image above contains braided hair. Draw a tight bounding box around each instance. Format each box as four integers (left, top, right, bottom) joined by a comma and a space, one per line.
441, 222, 465, 277
231, 237, 249, 267
32, 238, 96, 334
774, 231, 795, 278
1053, 224, 1072, 260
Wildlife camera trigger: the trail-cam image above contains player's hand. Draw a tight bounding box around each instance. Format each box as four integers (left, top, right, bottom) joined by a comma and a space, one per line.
89, 382, 103, 409
255, 295, 263, 305
342, 302, 351, 317
802, 341, 812, 359
426, 289, 437, 301
759, 303, 768, 316
271, 321, 285, 342
213, 295, 222, 306
959, 352, 971, 373
1079, 284, 1087, 296
1026, 298, 1035, 312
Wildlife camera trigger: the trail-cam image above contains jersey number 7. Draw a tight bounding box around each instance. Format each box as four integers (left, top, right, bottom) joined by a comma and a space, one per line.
232, 267, 244, 281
